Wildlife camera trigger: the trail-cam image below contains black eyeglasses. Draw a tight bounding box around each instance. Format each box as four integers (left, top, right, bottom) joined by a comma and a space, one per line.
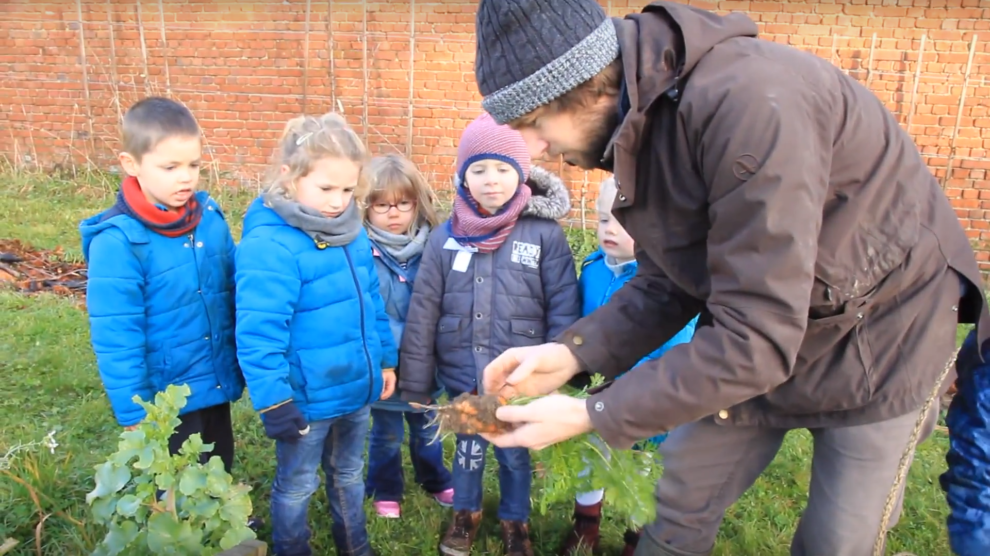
370, 200, 415, 214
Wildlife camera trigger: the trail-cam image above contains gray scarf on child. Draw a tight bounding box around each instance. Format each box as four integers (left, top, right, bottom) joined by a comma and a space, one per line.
366, 221, 430, 263
265, 194, 362, 247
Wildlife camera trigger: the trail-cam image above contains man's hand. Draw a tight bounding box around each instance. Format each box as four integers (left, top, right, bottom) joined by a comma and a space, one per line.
480, 394, 593, 450
482, 343, 582, 399
123, 424, 139, 431
381, 368, 397, 400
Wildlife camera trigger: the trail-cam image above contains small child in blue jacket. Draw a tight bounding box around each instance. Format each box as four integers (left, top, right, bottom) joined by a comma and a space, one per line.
80, 97, 244, 471
235, 112, 397, 556
941, 328, 990, 556
362, 154, 454, 518
558, 176, 698, 556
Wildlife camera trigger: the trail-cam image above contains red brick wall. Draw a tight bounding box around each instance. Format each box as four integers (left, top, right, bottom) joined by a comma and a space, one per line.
2, 1, 989, 264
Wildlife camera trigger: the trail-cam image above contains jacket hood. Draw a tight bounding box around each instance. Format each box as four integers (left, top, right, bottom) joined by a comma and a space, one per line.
241, 195, 288, 237
453, 165, 572, 221
521, 166, 571, 221
617, 2, 758, 112
78, 190, 212, 262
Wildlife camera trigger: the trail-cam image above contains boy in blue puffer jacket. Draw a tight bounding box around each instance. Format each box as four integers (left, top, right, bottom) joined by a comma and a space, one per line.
558, 176, 699, 556
80, 97, 244, 472
941, 328, 990, 556
235, 112, 397, 556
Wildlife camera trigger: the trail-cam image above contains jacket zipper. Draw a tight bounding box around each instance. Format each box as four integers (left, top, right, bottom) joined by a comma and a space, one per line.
343, 247, 376, 405
189, 232, 221, 392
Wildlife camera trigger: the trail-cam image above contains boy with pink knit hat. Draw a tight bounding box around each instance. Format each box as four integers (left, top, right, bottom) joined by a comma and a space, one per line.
398, 112, 580, 556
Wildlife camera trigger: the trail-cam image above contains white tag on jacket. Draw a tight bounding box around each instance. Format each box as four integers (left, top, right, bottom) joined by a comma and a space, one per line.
452, 250, 472, 272
443, 237, 477, 252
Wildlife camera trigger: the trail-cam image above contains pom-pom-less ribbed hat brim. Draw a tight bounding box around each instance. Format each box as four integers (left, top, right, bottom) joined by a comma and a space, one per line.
480, 18, 620, 125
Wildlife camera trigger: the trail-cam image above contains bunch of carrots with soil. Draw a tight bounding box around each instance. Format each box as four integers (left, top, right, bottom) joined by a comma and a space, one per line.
412, 376, 660, 527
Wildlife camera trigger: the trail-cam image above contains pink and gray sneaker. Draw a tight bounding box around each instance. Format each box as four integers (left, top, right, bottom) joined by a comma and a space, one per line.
373, 501, 401, 519
432, 488, 455, 508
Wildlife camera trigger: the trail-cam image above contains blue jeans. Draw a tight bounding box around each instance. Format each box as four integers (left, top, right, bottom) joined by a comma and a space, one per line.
270, 406, 372, 556
366, 408, 453, 502
452, 433, 531, 522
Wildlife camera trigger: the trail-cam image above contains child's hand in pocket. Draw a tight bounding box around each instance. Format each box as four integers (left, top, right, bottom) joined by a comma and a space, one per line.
381, 368, 397, 400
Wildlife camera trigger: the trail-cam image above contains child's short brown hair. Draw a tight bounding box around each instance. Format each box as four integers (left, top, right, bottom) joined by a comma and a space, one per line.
121, 97, 200, 161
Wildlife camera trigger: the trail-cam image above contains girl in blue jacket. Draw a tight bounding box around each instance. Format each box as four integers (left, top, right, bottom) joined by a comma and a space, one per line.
362, 154, 455, 519
235, 112, 397, 556
559, 176, 699, 556
80, 97, 244, 473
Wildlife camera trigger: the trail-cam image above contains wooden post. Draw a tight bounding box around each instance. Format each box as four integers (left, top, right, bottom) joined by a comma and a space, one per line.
302, 0, 311, 114
136, 1, 151, 95
865, 33, 877, 88
362, 0, 368, 143
327, 0, 336, 110
156, 0, 171, 96
75, 0, 96, 158
106, 0, 122, 124
406, 0, 415, 157
943, 34, 978, 189
905, 34, 926, 134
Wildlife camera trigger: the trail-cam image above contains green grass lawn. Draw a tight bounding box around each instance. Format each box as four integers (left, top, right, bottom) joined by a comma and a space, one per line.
0, 169, 963, 555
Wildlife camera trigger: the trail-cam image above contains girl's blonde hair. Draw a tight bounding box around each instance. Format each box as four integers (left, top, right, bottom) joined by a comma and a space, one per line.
265, 112, 369, 201
364, 154, 441, 230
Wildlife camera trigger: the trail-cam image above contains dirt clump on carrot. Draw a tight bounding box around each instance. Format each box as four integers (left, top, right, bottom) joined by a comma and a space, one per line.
413, 393, 517, 437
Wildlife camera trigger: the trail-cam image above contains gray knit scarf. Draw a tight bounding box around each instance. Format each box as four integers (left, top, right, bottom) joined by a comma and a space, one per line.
265, 194, 362, 247
366, 221, 430, 263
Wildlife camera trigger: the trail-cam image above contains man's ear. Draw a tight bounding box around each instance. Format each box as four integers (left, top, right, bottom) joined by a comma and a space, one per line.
118, 152, 140, 177
280, 164, 290, 175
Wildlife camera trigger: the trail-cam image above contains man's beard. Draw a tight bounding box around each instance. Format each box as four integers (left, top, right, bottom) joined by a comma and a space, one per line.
563, 107, 621, 170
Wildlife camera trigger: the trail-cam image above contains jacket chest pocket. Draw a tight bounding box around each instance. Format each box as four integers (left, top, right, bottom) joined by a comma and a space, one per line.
510, 318, 546, 347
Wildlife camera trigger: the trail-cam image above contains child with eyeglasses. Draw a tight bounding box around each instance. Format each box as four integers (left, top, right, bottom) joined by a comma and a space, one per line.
362, 154, 455, 519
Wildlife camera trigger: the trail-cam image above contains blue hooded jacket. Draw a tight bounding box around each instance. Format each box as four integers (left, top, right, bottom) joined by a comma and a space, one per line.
941, 328, 990, 556
580, 248, 699, 445
235, 197, 398, 423
79, 191, 244, 427
368, 240, 445, 412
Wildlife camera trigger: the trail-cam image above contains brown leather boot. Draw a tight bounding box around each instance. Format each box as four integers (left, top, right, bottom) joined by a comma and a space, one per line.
557, 500, 603, 555
438, 510, 482, 556
620, 528, 641, 556
500, 519, 535, 556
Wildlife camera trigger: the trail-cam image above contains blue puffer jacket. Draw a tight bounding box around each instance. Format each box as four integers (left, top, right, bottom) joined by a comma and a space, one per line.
235, 197, 398, 423
368, 239, 444, 412
941, 328, 990, 556
80, 191, 244, 427
579, 248, 699, 445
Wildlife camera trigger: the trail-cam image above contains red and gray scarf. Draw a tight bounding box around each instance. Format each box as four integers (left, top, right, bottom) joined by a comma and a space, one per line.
103, 175, 203, 237
448, 183, 532, 253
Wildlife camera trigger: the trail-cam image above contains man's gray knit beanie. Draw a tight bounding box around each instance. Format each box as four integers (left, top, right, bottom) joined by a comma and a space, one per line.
474, 0, 621, 125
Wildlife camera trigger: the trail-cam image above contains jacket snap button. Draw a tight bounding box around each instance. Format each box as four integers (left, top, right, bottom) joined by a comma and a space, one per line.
183, 243, 190, 248
573, 335, 584, 346
203, 335, 210, 341
717, 409, 729, 420
594, 401, 605, 412
207, 206, 214, 211
528, 329, 535, 335
952, 305, 958, 312
196, 241, 203, 248
475, 346, 483, 353
475, 313, 482, 319
476, 277, 483, 284
618, 194, 626, 202
856, 313, 863, 320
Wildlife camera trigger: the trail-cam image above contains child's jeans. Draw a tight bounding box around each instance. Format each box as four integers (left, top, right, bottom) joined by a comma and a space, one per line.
453, 433, 531, 522
270, 406, 372, 556
366, 408, 453, 502
167, 402, 235, 472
